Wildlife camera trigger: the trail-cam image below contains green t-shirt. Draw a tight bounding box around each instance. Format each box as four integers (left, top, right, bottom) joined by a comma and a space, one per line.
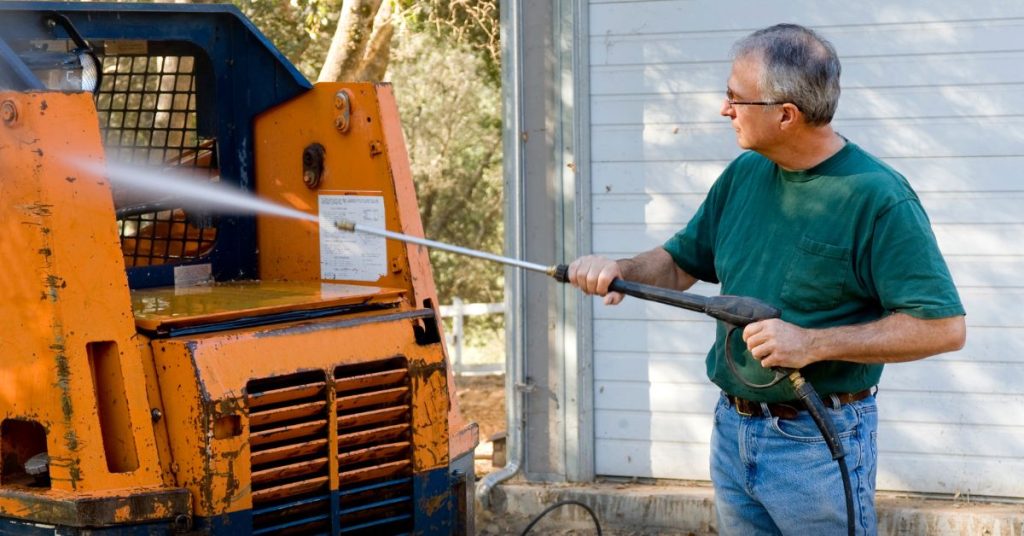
663, 142, 964, 402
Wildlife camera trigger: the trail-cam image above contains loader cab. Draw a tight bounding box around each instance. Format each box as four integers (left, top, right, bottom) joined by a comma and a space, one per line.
1, 2, 310, 289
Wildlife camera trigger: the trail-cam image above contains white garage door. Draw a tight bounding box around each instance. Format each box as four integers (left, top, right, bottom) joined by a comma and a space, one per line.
589, 0, 1024, 498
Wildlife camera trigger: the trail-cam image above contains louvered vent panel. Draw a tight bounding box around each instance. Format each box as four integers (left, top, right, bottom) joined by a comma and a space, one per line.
335, 357, 414, 535
247, 371, 331, 535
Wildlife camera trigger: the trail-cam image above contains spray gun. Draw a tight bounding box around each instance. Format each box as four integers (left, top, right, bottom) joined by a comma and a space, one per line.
335, 221, 856, 536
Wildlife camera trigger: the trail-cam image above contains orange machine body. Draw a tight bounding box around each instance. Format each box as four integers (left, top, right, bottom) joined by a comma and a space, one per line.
0, 4, 477, 535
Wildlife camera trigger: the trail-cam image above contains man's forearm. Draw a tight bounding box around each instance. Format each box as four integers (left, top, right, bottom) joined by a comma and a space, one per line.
747, 312, 967, 369
618, 247, 697, 291
808, 313, 966, 365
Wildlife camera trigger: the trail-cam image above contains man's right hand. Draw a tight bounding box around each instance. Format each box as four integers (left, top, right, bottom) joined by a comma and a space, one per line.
567, 255, 626, 305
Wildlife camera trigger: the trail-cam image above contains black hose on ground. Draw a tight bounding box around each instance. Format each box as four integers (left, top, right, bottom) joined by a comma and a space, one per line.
519, 499, 602, 536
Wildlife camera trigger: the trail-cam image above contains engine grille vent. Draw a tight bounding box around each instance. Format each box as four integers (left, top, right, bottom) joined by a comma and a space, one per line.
335, 357, 414, 535
247, 370, 331, 535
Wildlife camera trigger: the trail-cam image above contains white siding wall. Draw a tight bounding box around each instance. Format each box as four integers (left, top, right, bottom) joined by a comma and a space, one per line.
589, 0, 1024, 498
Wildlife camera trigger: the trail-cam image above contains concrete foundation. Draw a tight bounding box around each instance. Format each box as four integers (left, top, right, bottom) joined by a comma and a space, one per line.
478, 481, 1024, 535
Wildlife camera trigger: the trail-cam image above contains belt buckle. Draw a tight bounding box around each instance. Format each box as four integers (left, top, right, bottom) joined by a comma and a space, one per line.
732, 396, 753, 417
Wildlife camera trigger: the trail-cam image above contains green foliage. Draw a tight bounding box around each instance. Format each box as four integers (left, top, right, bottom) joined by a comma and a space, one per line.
388, 31, 503, 307
231, 0, 339, 80
399, 0, 501, 86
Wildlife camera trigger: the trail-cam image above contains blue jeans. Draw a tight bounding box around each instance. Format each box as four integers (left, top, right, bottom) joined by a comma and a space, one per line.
711, 392, 879, 535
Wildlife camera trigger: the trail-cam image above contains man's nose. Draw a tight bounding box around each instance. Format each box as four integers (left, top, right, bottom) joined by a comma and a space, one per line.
720, 98, 735, 118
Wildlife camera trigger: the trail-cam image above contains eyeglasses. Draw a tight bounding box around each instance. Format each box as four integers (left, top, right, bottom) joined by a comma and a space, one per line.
724, 97, 776, 107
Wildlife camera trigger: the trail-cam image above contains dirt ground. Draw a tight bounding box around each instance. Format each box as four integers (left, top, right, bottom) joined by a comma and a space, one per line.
454, 374, 507, 478
455, 374, 506, 442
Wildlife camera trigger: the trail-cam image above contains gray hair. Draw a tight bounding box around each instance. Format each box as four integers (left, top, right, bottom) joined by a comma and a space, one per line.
732, 24, 841, 126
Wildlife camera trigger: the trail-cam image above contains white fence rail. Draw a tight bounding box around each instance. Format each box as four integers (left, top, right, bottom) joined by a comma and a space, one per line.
439, 298, 504, 375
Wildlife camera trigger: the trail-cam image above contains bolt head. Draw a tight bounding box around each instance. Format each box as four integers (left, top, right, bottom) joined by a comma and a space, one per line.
1, 101, 17, 125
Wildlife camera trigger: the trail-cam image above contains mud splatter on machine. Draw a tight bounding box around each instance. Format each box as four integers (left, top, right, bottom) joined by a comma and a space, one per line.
0, 3, 477, 534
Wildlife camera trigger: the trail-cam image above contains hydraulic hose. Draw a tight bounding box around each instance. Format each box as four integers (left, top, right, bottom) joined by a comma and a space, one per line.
790, 371, 856, 536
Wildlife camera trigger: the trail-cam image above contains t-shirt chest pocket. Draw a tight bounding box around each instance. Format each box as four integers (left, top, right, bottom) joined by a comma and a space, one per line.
780, 236, 852, 310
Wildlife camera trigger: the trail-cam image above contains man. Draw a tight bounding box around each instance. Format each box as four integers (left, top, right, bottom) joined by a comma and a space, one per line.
567, 24, 966, 535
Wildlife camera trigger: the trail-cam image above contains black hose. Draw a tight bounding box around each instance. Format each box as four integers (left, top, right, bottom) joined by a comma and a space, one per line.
838, 456, 856, 536
725, 331, 856, 536
519, 499, 602, 536
792, 374, 855, 536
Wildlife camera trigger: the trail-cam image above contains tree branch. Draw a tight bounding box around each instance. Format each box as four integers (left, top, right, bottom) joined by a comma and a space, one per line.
354, 0, 395, 81
318, 0, 383, 82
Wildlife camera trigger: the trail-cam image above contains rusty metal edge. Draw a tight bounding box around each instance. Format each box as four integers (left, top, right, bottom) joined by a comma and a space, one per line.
0, 487, 190, 528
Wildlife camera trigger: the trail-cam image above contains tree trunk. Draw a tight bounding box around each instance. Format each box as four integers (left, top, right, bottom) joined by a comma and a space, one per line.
354, 0, 395, 82
318, 0, 383, 82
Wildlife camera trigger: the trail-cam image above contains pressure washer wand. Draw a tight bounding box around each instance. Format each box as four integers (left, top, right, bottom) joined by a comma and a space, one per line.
334, 220, 562, 279
335, 220, 776, 323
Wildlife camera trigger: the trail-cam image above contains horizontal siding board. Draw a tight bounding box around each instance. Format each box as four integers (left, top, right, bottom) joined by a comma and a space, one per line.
592, 19, 1024, 65
595, 353, 708, 383
590, 1, 1024, 37
925, 255, 1024, 288
877, 361, 1024, 395
934, 226, 1024, 257
592, 157, 1024, 194
878, 422, 1024, 459
877, 453, 1024, 497
593, 118, 1024, 162
596, 438, 711, 479
593, 319, 714, 353
592, 53, 1024, 95
596, 409, 713, 443
595, 381, 720, 412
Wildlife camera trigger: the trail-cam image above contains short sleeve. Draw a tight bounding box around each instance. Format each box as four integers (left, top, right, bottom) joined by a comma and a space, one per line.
868, 199, 964, 319
662, 179, 725, 284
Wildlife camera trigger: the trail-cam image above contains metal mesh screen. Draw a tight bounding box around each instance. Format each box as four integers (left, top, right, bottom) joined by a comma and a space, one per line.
95, 52, 217, 268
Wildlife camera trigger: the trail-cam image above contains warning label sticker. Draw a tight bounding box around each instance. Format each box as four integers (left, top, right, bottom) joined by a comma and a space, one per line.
318, 194, 387, 281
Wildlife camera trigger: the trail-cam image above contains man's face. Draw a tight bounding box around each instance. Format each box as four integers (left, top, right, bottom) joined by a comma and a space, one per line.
720, 57, 781, 151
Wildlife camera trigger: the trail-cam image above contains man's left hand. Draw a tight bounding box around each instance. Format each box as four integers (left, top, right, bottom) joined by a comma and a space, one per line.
742, 319, 819, 369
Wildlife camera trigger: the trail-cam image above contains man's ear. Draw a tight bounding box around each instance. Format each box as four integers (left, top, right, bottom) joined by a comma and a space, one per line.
778, 103, 801, 130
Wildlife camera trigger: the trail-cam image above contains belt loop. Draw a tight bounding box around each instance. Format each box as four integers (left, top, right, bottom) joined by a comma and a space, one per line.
759, 401, 771, 417
731, 395, 752, 417
829, 393, 841, 410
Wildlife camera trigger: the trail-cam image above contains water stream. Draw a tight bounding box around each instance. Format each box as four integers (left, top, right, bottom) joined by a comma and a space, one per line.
76, 158, 318, 223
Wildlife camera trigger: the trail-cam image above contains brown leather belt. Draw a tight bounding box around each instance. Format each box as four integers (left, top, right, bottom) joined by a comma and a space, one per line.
727, 388, 873, 420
